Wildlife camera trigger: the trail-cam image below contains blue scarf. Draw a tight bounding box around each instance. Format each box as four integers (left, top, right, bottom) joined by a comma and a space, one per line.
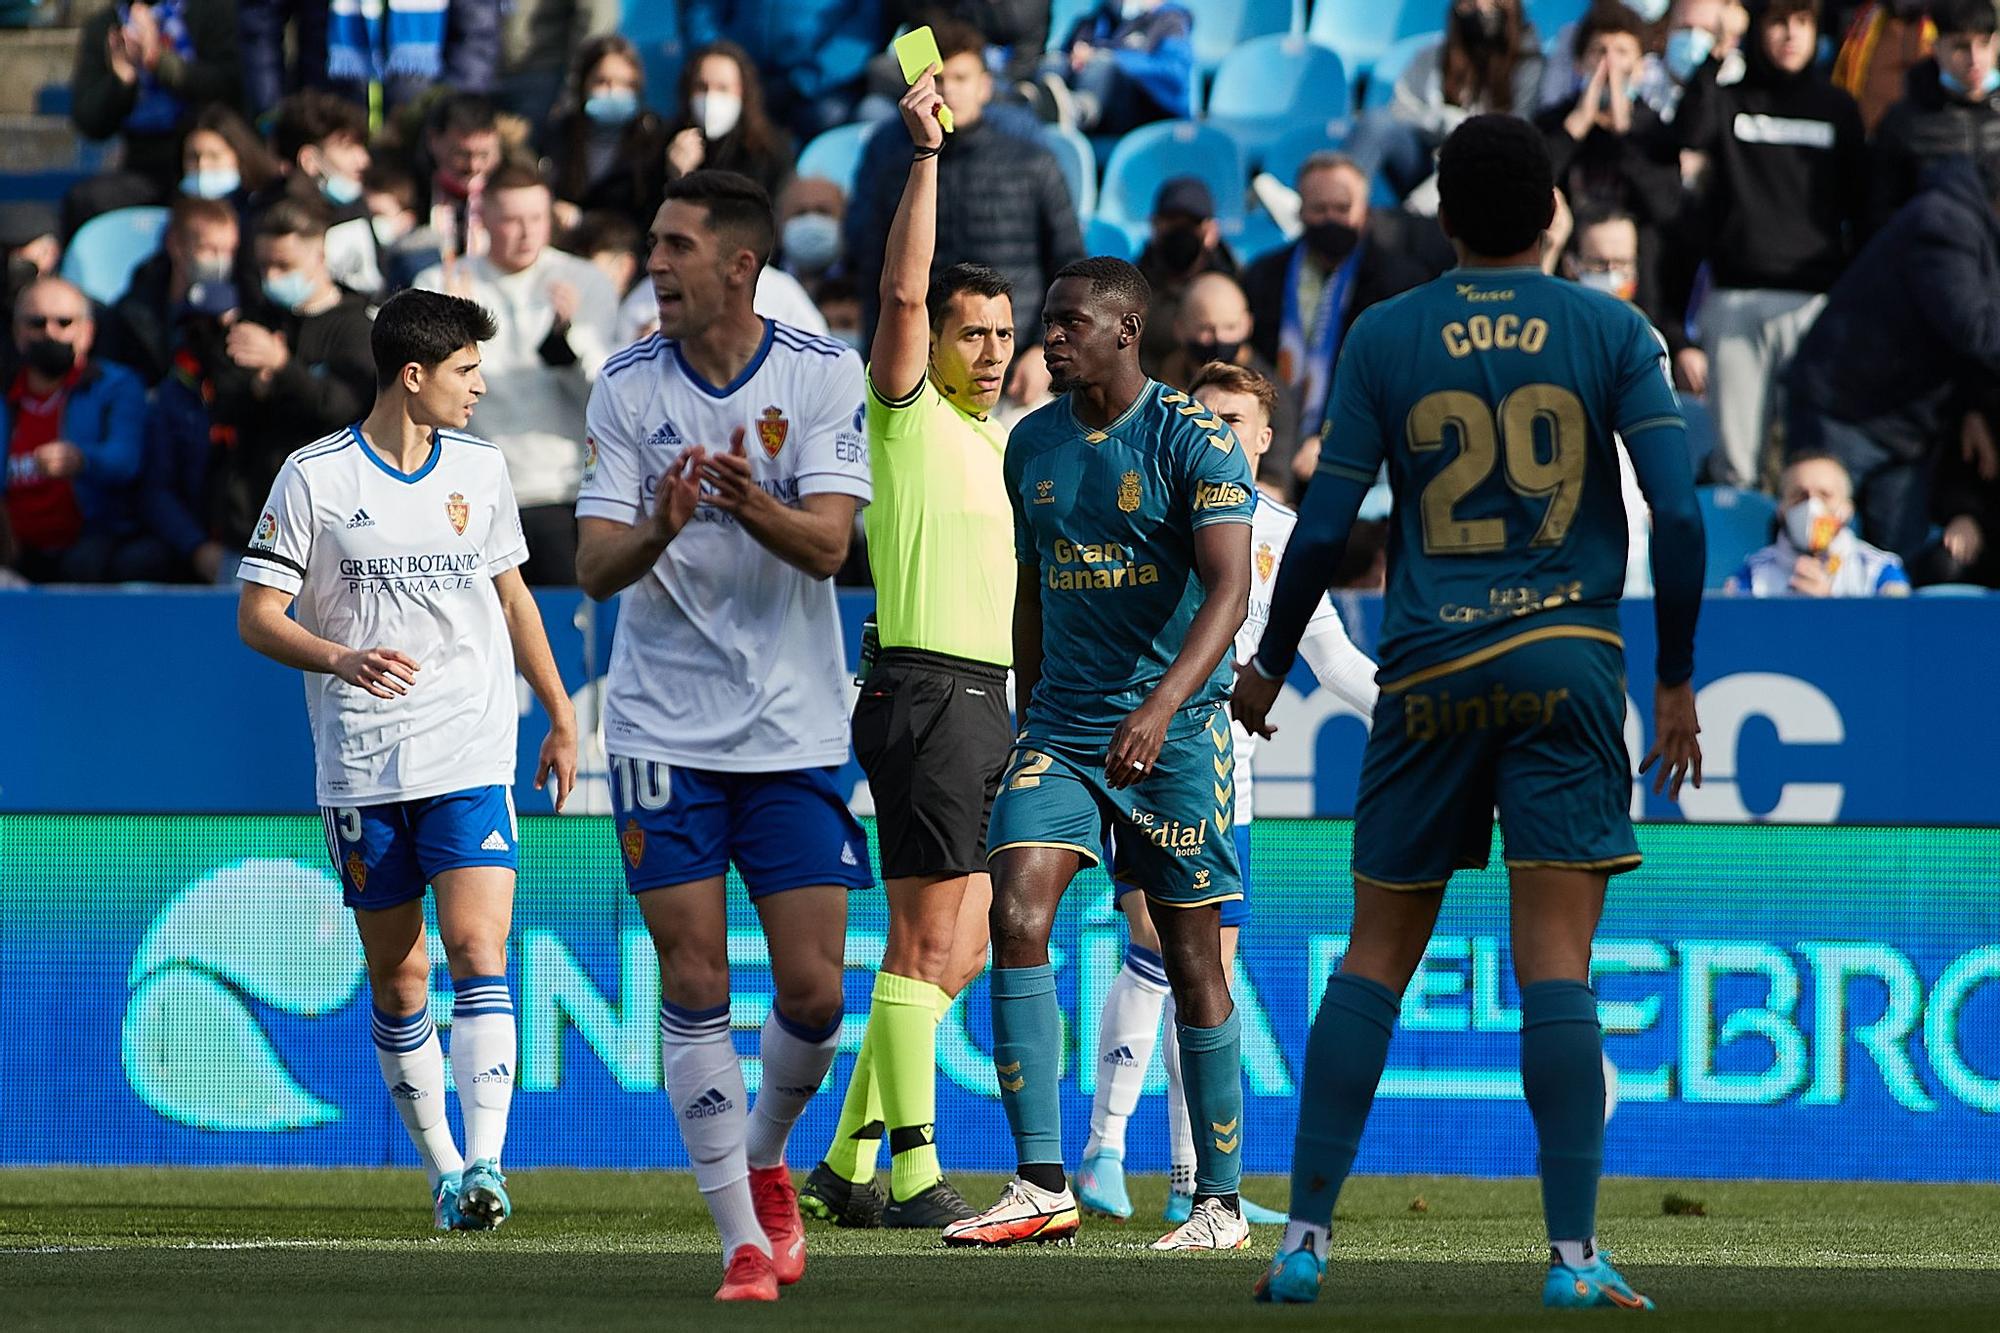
328, 0, 448, 84
1276, 239, 1362, 433
121, 1, 194, 135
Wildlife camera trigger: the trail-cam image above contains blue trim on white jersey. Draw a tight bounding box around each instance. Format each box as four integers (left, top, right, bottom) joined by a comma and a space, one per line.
349, 425, 443, 485
771, 323, 846, 358
603, 333, 666, 378
672, 318, 775, 398
436, 428, 502, 453
294, 430, 356, 465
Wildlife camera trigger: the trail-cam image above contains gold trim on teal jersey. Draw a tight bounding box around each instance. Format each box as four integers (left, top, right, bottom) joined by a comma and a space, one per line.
1505, 854, 1644, 874
1354, 870, 1453, 892
1144, 889, 1247, 909
1378, 625, 1624, 694
987, 839, 1102, 866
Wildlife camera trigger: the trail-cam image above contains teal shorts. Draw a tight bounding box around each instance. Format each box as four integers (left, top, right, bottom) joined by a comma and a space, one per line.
1353, 630, 1640, 891
986, 705, 1243, 910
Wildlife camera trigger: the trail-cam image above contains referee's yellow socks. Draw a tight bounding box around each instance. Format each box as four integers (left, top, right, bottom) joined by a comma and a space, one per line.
823, 1020, 883, 1184
874, 970, 949, 1202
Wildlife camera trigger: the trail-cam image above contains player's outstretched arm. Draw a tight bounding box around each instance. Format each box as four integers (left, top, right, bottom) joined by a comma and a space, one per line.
1297, 606, 1380, 717
1234, 469, 1370, 738
697, 427, 855, 578
870, 65, 947, 405
237, 581, 419, 700
575, 443, 706, 599
1107, 521, 1249, 789
492, 567, 578, 812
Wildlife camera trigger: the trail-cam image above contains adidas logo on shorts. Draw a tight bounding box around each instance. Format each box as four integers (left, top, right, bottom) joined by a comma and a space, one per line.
481, 830, 509, 852
1103, 1044, 1139, 1068
841, 844, 859, 867
685, 1087, 734, 1120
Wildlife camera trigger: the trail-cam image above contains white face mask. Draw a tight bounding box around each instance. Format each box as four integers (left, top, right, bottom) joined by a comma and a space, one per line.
1784, 496, 1843, 554
692, 91, 742, 140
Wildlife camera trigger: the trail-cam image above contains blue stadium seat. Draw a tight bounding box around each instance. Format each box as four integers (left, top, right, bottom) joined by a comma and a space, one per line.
1915, 582, 1990, 596
1524, 0, 1592, 42
795, 122, 873, 196
1696, 485, 1778, 589
1190, 0, 1304, 79
1224, 206, 1291, 264
1098, 120, 1245, 244
1361, 31, 1439, 109
1084, 214, 1136, 261
620, 0, 682, 116
60, 206, 168, 306
1039, 123, 1097, 220
1205, 35, 1349, 167
1261, 117, 1348, 189
1306, 0, 1439, 76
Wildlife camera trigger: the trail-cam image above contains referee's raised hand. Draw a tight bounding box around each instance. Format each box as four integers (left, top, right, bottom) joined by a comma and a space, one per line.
900, 64, 947, 152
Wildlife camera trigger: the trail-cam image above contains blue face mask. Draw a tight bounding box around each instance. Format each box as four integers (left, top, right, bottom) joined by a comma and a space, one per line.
782, 212, 842, 274
1939, 66, 2000, 99
263, 270, 317, 312
1665, 27, 1717, 82
181, 168, 240, 200
320, 171, 363, 206
1628, 0, 1670, 20
585, 90, 640, 126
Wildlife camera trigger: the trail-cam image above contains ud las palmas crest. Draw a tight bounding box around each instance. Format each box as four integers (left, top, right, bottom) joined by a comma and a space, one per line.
1117, 470, 1142, 513
1255, 541, 1276, 582
757, 405, 789, 458
446, 492, 469, 536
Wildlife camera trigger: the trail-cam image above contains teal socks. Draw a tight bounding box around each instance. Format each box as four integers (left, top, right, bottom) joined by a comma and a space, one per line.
1288, 973, 1399, 1227
991, 964, 1063, 1173
1175, 1008, 1243, 1200
1521, 979, 1604, 1244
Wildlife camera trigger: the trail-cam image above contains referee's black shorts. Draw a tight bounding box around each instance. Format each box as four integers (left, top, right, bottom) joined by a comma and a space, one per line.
853, 647, 1012, 881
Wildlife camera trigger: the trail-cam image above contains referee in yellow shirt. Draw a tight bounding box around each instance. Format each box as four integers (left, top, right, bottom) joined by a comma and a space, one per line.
798, 65, 1016, 1229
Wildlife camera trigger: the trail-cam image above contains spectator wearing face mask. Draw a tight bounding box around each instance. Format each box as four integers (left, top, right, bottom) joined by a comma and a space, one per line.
1673, 0, 1866, 491
1659, 0, 1750, 116
175, 106, 282, 226
1833, 0, 1937, 133
1787, 154, 2000, 560
206, 199, 375, 548
360, 161, 442, 293
100, 196, 240, 386
1725, 453, 1911, 595
1157, 271, 1300, 494
661, 42, 796, 206
543, 34, 673, 232
1, 277, 153, 582
1242, 152, 1429, 488
1028, 0, 1195, 135
776, 176, 847, 285
1345, 0, 1546, 202
259, 91, 383, 297
1869, 0, 2000, 232
1134, 177, 1238, 378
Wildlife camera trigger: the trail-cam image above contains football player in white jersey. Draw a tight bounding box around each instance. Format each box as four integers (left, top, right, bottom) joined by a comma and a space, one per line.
1076, 361, 1380, 1231
237, 288, 578, 1233
574, 170, 871, 1304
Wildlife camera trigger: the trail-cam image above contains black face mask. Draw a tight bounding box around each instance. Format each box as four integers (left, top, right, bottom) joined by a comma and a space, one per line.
1155, 225, 1206, 274
1183, 337, 1243, 368
1303, 221, 1361, 265
21, 337, 75, 378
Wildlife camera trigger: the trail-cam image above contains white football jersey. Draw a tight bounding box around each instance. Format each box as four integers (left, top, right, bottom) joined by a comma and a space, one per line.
1239, 496, 1379, 821
577, 322, 869, 771
238, 427, 529, 806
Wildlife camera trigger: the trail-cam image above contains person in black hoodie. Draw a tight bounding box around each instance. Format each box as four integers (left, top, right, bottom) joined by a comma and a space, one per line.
1868, 0, 2000, 231
101, 196, 241, 386
541, 34, 673, 232
1786, 155, 2000, 560
1674, 0, 1866, 491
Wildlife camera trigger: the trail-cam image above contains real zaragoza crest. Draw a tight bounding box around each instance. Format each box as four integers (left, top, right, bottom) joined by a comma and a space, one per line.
1255, 541, 1275, 582
621, 818, 646, 868
1117, 470, 1142, 513
757, 405, 789, 457
446, 492, 469, 536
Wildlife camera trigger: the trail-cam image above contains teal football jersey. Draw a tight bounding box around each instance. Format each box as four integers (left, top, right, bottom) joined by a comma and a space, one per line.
1005, 380, 1257, 742
1318, 266, 1683, 684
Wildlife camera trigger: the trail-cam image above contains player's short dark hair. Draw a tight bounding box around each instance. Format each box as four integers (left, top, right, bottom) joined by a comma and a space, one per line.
255, 196, 331, 243
930, 17, 988, 62
1572, 0, 1649, 61
1189, 360, 1279, 422
271, 89, 370, 164
927, 262, 1013, 330
1052, 256, 1151, 318
1437, 114, 1556, 259
427, 91, 499, 141
662, 169, 776, 269
371, 288, 499, 389
1934, 0, 1999, 38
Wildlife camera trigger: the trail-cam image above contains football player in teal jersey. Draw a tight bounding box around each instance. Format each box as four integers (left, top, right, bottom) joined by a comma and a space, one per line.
941, 257, 1258, 1253
1234, 116, 1706, 1312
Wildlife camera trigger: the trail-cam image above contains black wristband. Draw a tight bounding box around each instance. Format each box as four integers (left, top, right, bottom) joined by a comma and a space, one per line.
913, 144, 942, 161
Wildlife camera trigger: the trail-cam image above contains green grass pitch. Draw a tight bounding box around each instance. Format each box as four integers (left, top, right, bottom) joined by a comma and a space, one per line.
3, 1170, 1997, 1329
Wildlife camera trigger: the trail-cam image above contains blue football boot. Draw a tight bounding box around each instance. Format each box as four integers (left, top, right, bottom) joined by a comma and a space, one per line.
1077, 1150, 1133, 1221
1544, 1251, 1655, 1310
1252, 1245, 1325, 1304
457, 1159, 511, 1231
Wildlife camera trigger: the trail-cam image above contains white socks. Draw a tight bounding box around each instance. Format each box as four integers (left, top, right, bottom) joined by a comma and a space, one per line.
1084, 945, 1170, 1160
371, 1005, 464, 1188
745, 1008, 841, 1170
1283, 1220, 1329, 1258
450, 976, 515, 1165
1162, 991, 1196, 1193
662, 1000, 767, 1260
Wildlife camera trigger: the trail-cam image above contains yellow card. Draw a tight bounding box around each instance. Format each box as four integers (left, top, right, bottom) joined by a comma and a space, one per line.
892, 26, 954, 132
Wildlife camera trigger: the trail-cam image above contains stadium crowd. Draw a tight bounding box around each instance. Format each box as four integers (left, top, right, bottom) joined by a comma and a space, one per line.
2, 0, 1998, 595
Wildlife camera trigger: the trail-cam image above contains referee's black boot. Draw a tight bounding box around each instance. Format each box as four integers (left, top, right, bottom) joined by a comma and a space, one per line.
799, 1160, 886, 1228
